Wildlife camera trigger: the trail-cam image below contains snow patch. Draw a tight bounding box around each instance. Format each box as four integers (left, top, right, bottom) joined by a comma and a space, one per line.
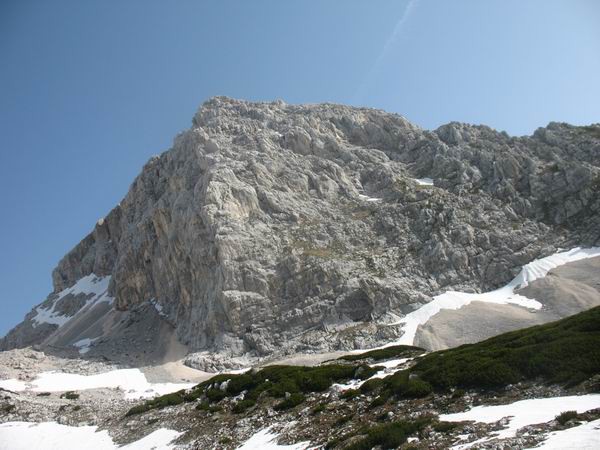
73, 337, 99, 354
358, 194, 382, 202
0, 378, 28, 391
392, 247, 600, 345
32, 274, 113, 328
0, 422, 181, 450
527, 418, 600, 449
149, 298, 168, 318
369, 357, 413, 369
0, 369, 194, 400
440, 394, 600, 442
414, 177, 434, 186
333, 357, 415, 391
236, 426, 310, 450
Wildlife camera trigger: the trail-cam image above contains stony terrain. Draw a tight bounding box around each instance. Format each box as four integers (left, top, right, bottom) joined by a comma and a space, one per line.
2, 97, 600, 365
3, 305, 600, 450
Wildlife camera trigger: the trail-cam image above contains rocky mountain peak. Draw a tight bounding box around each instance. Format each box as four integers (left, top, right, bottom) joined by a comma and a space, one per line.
2, 98, 599, 363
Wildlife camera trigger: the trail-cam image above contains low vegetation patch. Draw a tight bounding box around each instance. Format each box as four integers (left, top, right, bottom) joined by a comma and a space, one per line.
340, 389, 360, 400
274, 393, 305, 411
125, 391, 186, 416
2, 404, 16, 413
328, 418, 431, 449
60, 391, 80, 400
311, 403, 326, 415
405, 306, 600, 390
433, 421, 459, 433
232, 398, 256, 414
337, 345, 423, 363
195, 402, 221, 413
556, 410, 579, 425
126, 362, 375, 416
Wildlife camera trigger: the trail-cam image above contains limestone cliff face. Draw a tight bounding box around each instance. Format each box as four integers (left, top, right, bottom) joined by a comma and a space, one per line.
3, 98, 600, 356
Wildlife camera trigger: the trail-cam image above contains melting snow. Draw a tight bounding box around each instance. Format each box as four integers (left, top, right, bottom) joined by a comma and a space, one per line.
358, 194, 382, 202
0, 422, 181, 450
236, 426, 310, 450
440, 394, 600, 442
73, 337, 98, 354
369, 357, 413, 369
527, 418, 600, 449
32, 274, 113, 328
150, 298, 168, 318
0, 369, 194, 400
414, 177, 434, 186
392, 247, 600, 345
332, 357, 415, 391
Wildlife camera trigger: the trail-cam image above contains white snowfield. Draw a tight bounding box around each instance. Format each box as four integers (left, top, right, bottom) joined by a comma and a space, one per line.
393, 246, 600, 345
527, 418, 600, 450
236, 426, 310, 450
440, 394, 600, 446
0, 422, 181, 450
32, 274, 113, 328
0, 368, 194, 400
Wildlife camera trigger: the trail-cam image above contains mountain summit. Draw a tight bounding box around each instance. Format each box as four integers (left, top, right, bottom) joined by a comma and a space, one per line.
2, 98, 599, 366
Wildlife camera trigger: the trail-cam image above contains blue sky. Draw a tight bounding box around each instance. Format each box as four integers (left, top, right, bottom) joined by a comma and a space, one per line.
1, 0, 599, 335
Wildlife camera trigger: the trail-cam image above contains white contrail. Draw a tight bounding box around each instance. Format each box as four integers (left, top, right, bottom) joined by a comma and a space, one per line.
353, 0, 420, 104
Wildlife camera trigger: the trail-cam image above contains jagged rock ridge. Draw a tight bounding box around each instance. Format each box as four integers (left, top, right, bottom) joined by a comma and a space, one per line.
2, 97, 600, 359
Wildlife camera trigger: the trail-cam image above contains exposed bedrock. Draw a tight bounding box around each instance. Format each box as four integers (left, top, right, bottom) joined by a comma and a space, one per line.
3, 98, 600, 358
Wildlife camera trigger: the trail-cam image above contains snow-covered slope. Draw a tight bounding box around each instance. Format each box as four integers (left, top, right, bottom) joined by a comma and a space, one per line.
393, 247, 600, 347
0, 422, 181, 450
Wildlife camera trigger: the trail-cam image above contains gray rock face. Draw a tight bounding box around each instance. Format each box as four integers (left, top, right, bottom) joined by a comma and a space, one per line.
2, 98, 600, 358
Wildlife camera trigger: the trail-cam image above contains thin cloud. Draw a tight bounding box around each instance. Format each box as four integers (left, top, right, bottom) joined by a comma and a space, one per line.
353, 0, 420, 104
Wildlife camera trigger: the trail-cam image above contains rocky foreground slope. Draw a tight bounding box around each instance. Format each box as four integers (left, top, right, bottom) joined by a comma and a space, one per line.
2, 308, 600, 449
2, 98, 600, 363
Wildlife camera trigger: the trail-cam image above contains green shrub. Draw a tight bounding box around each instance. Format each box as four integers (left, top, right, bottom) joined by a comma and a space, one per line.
60, 391, 80, 400
232, 399, 256, 413
355, 365, 381, 380
125, 391, 185, 416
226, 373, 259, 395
205, 388, 226, 403
433, 421, 458, 433
359, 377, 384, 393
384, 371, 432, 398
338, 345, 423, 362
299, 373, 331, 392
556, 410, 579, 425
125, 404, 151, 416
195, 401, 222, 413
451, 389, 465, 399
2, 404, 16, 413
334, 414, 353, 427
341, 389, 360, 400
311, 403, 326, 415
274, 392, 305, 411
407, 307, 600, 391
340, 418, 431, 450
369, 391, 391, 408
